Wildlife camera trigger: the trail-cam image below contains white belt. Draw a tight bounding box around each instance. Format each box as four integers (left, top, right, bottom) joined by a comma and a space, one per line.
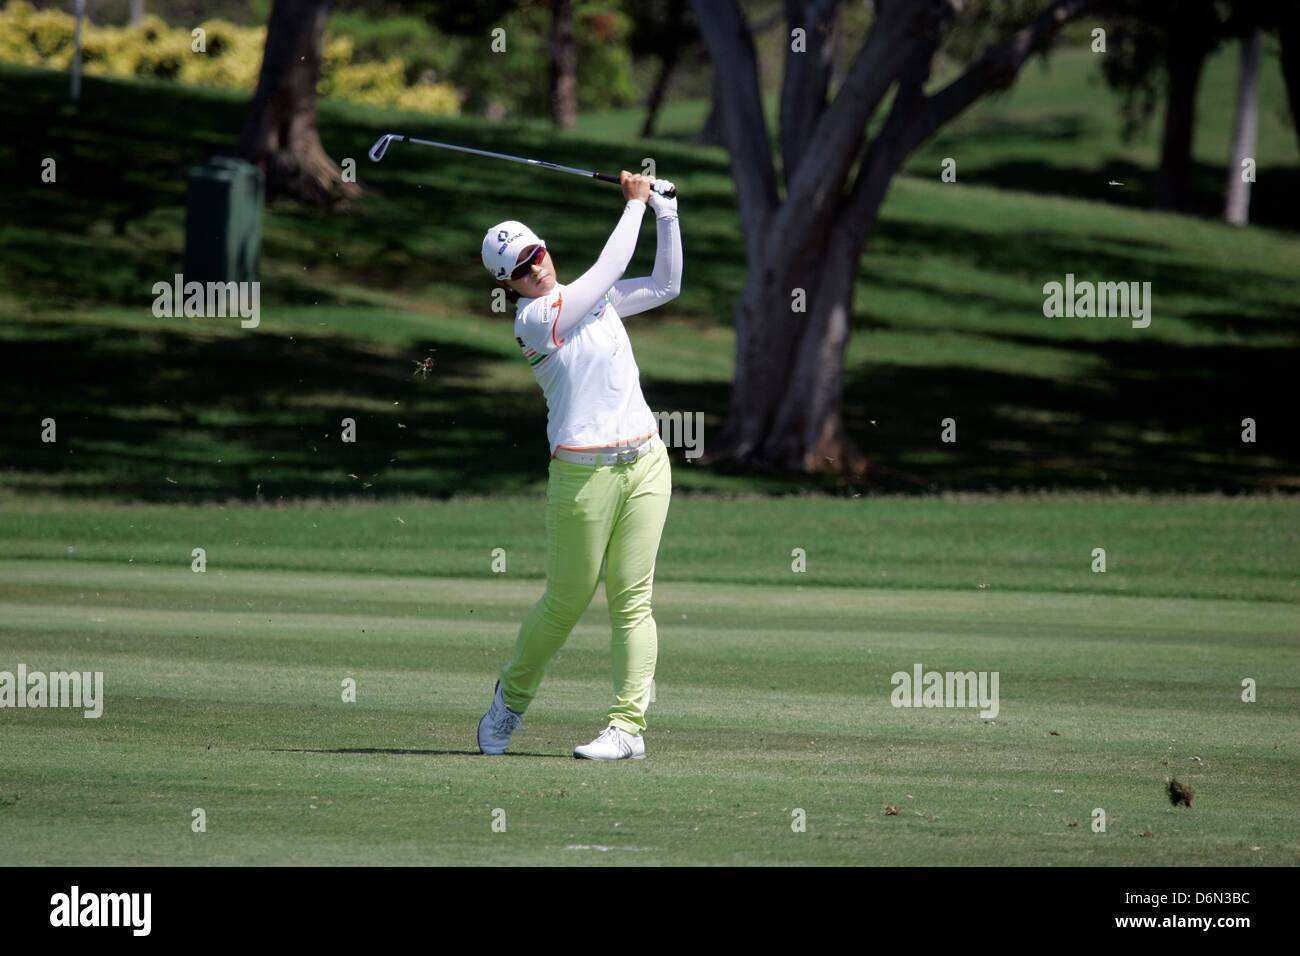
551, 436, 659, 466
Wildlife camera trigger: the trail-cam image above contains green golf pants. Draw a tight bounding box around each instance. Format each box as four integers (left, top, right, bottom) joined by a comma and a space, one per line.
500, 437, 672, 734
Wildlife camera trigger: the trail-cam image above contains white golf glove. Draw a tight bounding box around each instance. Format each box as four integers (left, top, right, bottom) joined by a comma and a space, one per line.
648, 179, 678, 217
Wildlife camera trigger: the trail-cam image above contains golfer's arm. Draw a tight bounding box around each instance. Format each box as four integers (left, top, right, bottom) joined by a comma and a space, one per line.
555, 199, 646, 338
607, 212, 682, 317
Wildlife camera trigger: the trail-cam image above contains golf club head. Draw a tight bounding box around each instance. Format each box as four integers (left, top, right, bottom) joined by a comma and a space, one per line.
368, 134, 401, 163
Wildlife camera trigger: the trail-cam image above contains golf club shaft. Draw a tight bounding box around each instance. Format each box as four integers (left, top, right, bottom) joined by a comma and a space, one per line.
368, 133, 674, 198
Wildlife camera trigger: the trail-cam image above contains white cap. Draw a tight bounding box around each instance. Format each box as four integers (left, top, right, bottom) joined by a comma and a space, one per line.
482, 220, 546, 281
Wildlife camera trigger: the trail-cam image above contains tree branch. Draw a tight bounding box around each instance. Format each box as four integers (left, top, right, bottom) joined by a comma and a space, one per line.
837, 31, 939, 252
763, 0, 939, 266
903, 0, 1095, 155
690, 0, 780, 259
779, 0, 840, 187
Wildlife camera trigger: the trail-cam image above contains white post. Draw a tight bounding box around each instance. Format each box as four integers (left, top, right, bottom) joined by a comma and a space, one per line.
1223, 30, 1261, 227
70, 0, 86, 103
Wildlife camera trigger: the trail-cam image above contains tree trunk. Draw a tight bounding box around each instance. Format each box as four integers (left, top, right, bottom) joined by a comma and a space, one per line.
1277, 6, 1300, 154
129, 0, 144, 26
1223, 30, 1260, 226
1153, 6, 1213, 211
640, 54, 678, 139
760, 237, 866, 475
779, 0, 839, 186
640, 0, 685, 139
693, 0, 927, 474
236, 0, 357, 205
697, 6, 782, 148
691, 0, 1092, 479
697, 72, 727, 146
549, 0, 578, 130
710, 241, 824, 465
70, 0, 84, 102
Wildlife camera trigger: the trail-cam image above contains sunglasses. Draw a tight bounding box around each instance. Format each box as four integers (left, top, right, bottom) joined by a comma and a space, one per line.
510, 245, 546, 281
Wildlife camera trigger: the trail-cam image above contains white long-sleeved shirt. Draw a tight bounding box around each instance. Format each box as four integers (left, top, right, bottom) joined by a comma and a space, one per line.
514, 198, 682, 453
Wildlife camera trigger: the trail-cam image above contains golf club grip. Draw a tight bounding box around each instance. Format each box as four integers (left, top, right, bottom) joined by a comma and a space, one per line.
595, 172, 678, 200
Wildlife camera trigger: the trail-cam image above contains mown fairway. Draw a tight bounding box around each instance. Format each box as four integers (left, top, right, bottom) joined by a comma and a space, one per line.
1, 31, 1298, 868
1, 494, 1296, 865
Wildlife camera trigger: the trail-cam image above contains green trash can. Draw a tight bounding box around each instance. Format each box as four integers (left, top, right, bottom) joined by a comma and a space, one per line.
183, 157, 264, 284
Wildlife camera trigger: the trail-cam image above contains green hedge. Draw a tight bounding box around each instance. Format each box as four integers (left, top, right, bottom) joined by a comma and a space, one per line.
0, 1, 641, 118
0, 1, 461, 114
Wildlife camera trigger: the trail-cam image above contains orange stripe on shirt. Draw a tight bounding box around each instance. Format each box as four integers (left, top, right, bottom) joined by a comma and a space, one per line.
550, 293, 565, 348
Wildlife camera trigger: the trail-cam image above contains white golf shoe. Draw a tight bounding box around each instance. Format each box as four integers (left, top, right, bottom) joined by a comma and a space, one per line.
477, 681, 523, 755
573, 724, 645, 761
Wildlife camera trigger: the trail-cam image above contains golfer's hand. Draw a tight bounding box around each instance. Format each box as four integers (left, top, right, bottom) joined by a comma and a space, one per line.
620, 171, 652, 203
648, 179, 677, 217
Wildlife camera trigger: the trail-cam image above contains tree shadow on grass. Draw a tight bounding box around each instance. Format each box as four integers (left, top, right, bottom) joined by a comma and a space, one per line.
2, 68, 1296, 496
843, 333, 1298, 491
2, 304, 1293, 498
1, 310, 1293, 499
840, 216, 1299, 490
0, 321, 551, 501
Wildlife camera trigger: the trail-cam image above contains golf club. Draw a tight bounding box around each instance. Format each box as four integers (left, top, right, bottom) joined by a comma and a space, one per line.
367, 132, 676, 198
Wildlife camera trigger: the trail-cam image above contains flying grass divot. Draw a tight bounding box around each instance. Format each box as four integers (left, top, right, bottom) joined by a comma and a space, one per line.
1167, 779, 1194, 808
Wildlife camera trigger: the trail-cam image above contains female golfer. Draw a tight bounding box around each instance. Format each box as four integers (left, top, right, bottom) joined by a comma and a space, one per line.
477, 170, 681, 760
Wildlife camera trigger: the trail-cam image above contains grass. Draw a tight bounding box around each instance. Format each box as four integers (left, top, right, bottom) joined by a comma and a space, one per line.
0, 51, 1297, 499
1, 493, 1297, 865
2, 491, 1296, 602
0, 41, 1297, 866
